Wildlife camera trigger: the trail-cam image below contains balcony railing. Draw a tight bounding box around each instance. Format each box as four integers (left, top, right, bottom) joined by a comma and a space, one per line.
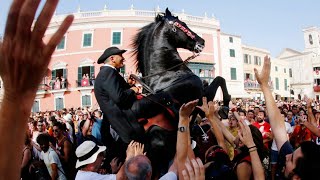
49, 80, 68, 90
76, 79, 95, 87
244, 80, 273, 90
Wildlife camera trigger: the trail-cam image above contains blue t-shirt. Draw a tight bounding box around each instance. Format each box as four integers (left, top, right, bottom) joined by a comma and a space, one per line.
276, 141, 294, 179
91, 118, 103, 143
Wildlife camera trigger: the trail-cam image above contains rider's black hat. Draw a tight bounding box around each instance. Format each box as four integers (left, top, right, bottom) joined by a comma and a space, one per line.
97, 47, 127, 64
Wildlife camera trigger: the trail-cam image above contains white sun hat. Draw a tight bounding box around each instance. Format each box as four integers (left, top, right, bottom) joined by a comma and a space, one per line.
75, 141, 106, 169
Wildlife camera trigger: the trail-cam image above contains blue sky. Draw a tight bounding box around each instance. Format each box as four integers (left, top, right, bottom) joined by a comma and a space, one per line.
1, 0, 319, 56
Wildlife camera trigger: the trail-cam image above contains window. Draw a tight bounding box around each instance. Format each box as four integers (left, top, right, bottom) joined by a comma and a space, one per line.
230, 68, 237, 80
284, 79, 288, 91
56, 36, 65, 50
120, 66, 125, 77
229, 37, 233, 43
254, 56, 261, 65
55, 98, 64, 110
32, 100, 40, 112
82, 95, 92, 107
244, 54, 249, 64
83, 33, 92, 47
309, 34, 313, 45
51, 69, 67, 89
275, 78, 279, 90
78, 66, 95, 87
289, 68, 292, 77
284, 68, 286, 73
249, 55, 251, 64
230, 49, 235, 57
188, 63, 214, 83
275, 66, 278, 72
112, 32, 122, 45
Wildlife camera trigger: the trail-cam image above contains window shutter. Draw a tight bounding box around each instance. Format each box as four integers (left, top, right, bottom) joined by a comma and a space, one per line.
78, 67, 82, 81
90, 66, 95, 77
52, 70, 56, 80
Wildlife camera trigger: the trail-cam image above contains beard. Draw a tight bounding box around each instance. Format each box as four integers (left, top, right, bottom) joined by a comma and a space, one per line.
257, 118, 263, 123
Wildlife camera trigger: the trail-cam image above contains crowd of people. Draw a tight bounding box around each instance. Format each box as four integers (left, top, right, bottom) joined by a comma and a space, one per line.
1, 0, 320, 180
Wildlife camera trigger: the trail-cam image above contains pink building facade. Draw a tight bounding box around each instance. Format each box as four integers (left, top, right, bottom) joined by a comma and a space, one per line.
32, 9, 221, 112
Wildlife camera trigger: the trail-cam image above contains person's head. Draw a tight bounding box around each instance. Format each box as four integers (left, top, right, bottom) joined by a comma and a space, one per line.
125, 155, 152, 180
299, 109, 306, 116
37, 121, 44, 132
254, 106, 260, 115
281, 111, 287, 121
257, 110, 266, 123
37, 133, 51, 152
52, 121, 65, 139
287, 110, 293, 120
247, 110, 255, 121
228, 115, 238, 128
204, 145, 234, 179
292, 105, 298, 115
93, 110, 102, 119
75, 141, 107, 172
202, 79, 209, 88
127, 75, 136, 86
97, 47, 126, 69
283, 141, 320, 179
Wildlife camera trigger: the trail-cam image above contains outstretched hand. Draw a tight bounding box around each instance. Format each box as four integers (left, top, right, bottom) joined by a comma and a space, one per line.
238, 120, 255, 148
197, 97, 218, 118
254, 55, 271, 87
179, 99, 199, 119
0, 0, 74, 101
181, 158, 205, 180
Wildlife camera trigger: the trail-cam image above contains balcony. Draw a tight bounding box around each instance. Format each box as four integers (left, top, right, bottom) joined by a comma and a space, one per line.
244, 80, 273, 90
76, 79, 95, 91
49, 79, 68, 94
314, 85, 320, 92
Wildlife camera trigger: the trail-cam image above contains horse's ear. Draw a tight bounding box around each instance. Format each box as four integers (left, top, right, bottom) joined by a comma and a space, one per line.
165, 8, 172, 17
156, 13, 164, 22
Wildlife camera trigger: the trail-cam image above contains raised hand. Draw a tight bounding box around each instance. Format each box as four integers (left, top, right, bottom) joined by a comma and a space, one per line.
181, 158, 205, 180
254, 55, 271, 87
110, 157, 123, 174
126, 141, 137, 160
179, 99, 199, 119
238, 120, 255, 148
197, 97, 218, 118
134, 142, 145, 156
0, 0, 74, 101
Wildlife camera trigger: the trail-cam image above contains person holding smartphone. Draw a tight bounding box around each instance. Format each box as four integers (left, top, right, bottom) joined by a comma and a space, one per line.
289, 114, 312, 149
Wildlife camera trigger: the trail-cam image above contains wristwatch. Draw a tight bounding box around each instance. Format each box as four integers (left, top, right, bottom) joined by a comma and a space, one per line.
178, 126, 187, 132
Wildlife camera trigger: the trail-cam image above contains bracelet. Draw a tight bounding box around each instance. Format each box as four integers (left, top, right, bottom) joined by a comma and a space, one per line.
248, 145, 256, 149
249, 148, 257, 153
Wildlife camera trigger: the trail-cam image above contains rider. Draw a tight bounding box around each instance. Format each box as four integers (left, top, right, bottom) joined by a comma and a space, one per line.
94, 47, 175, 145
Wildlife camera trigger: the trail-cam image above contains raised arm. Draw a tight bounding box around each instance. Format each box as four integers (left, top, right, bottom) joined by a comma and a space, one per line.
177, 99, 198, 178
254, 56, 287, 149
0, 1, 73, 179
198, 97, 227, 151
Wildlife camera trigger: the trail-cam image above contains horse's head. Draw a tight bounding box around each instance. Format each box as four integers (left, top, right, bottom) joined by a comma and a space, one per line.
156, 8, 205, 53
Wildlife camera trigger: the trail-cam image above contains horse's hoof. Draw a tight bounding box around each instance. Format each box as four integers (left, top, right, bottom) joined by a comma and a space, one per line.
218, 106, 229, 119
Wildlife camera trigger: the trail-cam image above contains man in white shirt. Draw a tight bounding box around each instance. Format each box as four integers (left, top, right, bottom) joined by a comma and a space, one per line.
37, 134, 67, 180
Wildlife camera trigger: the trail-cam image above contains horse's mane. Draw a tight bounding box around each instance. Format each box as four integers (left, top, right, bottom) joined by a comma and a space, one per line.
131, 15, 163, 73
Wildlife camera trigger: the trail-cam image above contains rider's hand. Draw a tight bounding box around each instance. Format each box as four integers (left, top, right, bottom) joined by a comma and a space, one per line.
130, 86, 139, 94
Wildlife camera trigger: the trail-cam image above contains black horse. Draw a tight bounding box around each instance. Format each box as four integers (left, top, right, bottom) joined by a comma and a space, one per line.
131, 8, 231, 171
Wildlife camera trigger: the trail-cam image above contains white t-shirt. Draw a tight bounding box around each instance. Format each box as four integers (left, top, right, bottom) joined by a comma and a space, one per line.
271, 122, 293, 151
75, 170, 116, 180
159, 171, 177, 180
40, 147, 67, 180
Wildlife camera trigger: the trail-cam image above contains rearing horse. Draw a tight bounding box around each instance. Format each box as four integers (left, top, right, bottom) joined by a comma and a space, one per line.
132, 8, 230, 117
131, 8, 231, 167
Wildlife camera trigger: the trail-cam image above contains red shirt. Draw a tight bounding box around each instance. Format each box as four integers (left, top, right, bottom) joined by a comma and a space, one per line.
252, 121, 271, 147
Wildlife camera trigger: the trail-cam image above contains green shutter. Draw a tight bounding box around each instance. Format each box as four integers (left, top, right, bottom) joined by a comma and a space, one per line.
78, 67, 82, 81
63, 69, 67, 78
90, 66, 95, 78
276, 78, 279, 90
52, 70, 56, 80
231, 68, 237, 80
112, 32, 121, 45
82, 96, 86, 106
57, 36, 65, 49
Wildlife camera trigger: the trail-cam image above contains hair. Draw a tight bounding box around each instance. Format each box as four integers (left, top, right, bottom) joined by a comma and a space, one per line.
247, 110, 255, 114
36, 133, 51, 145
53, 121, 66, 132
258, 110, 266, 117
202, 80, 209, 88
125, 155, 152, 180
293, 141, 320, 179
238, 109, 247, 116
